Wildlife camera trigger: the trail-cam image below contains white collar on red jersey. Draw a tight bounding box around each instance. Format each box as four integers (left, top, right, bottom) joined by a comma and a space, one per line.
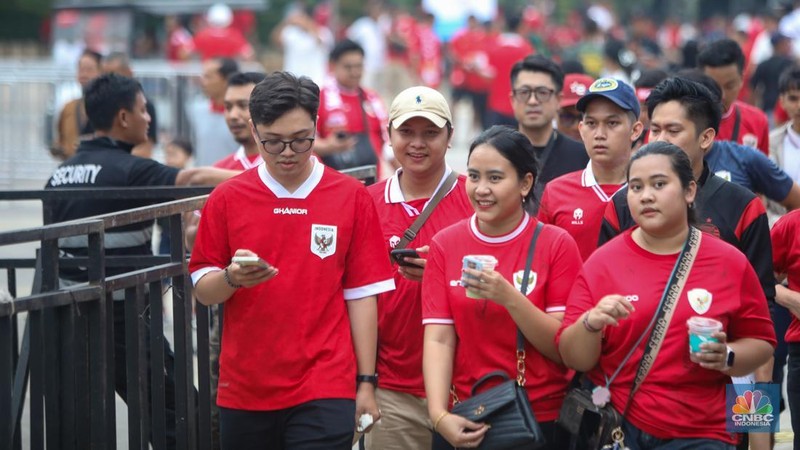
234, 146, 264, 170
257, 156, 323, 199
581, 161, 626, 203
469, 212, 531, 244
721, 102, 737, 120
384, 165, 457, 205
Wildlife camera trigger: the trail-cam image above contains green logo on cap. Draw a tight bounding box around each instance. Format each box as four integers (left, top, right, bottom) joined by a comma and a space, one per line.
416, 95, 422, 104
590, 78, 619, 93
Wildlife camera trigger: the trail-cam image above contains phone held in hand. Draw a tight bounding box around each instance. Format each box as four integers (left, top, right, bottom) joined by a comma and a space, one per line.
232, 255, 270, 269
390, 248, 422, 268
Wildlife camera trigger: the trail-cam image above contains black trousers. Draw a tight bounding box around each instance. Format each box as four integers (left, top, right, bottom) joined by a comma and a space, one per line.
113, 300, 178, 449
219, 399, 355, 450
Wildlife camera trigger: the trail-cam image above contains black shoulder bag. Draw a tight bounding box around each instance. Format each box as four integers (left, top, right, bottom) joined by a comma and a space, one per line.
731, 105, 741, 143
558, 227, 702, 450
321, 89, 379, 170
447, 222, 547, 450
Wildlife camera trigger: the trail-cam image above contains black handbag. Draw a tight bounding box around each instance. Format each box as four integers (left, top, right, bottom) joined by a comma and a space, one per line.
444, 222, 547, 450
450, 371, 544, 450
558, 227, 702, 450
321, 89, 379, 170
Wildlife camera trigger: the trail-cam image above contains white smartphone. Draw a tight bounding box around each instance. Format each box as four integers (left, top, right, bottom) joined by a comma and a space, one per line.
232, 255, 269, 268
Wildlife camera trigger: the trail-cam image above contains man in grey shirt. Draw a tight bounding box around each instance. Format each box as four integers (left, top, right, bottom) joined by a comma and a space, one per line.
188, 57, 240, 166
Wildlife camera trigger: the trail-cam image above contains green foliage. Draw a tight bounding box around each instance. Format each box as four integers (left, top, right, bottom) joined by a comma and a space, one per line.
0, 0, 51, 40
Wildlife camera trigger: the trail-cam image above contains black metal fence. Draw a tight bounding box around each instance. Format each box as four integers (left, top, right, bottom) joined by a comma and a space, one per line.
0, 165, 376, 450
0, 187, 214, 450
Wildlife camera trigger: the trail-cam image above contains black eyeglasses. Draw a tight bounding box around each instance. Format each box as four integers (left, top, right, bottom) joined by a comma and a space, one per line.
512, 86, 556, 103
254, 127, 315, 154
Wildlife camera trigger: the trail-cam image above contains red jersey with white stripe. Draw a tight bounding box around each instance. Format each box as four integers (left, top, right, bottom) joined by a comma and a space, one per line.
422, 214, 582, 421
717, 100, 770, 156
367, 168, 473, 396
212, 146, 263, 171
449, 28, 491, 92
189, 157, 394, 410
417, 24, 443, 88
557, 229, 776, 443
486, 34, 534, 116
317, 79, 389, 175
772, 210, 800, 342
538, 165, 625, 261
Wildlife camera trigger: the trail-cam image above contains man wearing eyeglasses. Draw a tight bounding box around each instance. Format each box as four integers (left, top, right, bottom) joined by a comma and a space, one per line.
189, 71, 394, 449
510, 55, 589, 210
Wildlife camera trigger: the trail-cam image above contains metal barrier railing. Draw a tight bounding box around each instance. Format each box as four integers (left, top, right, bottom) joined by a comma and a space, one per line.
0, 187, 213, 450
0, 165, 377, 449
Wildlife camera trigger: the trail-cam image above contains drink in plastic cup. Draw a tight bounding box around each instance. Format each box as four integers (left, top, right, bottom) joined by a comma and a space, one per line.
687, 316, 723, 353
462, 255, 498, 299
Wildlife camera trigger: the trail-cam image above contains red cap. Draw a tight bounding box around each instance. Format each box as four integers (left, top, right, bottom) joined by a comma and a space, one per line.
636, 87, 653, 102
560, 74, 595, 108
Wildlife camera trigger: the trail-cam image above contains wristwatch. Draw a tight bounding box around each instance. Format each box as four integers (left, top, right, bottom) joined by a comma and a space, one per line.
725, 345, 736, 370
356, 374, 379, 387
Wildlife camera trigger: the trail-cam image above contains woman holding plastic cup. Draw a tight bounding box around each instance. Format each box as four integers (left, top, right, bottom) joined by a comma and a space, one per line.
558, 141, 776, 448
422, 126, 583, 449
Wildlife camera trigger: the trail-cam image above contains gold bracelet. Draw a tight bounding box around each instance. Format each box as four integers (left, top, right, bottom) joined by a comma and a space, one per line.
433, 411, 450, 431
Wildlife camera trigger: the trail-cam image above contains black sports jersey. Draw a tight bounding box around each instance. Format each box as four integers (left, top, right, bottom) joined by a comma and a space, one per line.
598, 164, 776, 302
45, 136, 179, 281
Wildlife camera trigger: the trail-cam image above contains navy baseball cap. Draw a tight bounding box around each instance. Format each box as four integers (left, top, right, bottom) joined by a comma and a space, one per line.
576, 78, 640, 118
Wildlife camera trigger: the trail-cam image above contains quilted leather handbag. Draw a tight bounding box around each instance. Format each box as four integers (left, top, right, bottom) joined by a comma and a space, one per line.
450, 371, 545, 450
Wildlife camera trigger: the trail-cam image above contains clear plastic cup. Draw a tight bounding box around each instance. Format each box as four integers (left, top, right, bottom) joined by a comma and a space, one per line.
687, 316, 723, 353
462, 255, 498, 299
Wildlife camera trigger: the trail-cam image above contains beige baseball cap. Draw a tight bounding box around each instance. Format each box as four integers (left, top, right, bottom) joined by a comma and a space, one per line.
388, 86, 452, 129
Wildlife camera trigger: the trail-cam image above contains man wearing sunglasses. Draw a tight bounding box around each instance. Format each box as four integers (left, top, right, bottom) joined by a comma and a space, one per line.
189, 71, 395, 449
510, 55, 589, 211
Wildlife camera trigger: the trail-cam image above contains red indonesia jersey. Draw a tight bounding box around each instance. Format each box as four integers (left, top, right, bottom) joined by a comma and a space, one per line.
486, 34, 534, 116
538, 166, 625, 261
417, 24, 443, 88
422, 214, 582, 421
558, 230, 776, 443
450, 28, 491, 92
317, 80, 388, 173
192, 27, 254, 61
189, 158, 395, 410
772, 210, 800, 342
716, 100, 770, 156
367, 169, 472, 396
388, 14, 419, 63
212, 146, 263, 171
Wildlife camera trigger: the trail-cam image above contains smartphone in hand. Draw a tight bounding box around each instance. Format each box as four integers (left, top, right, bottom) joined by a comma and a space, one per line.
390, 248, 422, 268
232, 255, 270, 269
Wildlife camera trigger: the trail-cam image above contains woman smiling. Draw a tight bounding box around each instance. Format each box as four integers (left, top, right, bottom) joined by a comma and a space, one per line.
422, 126, 581, 449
